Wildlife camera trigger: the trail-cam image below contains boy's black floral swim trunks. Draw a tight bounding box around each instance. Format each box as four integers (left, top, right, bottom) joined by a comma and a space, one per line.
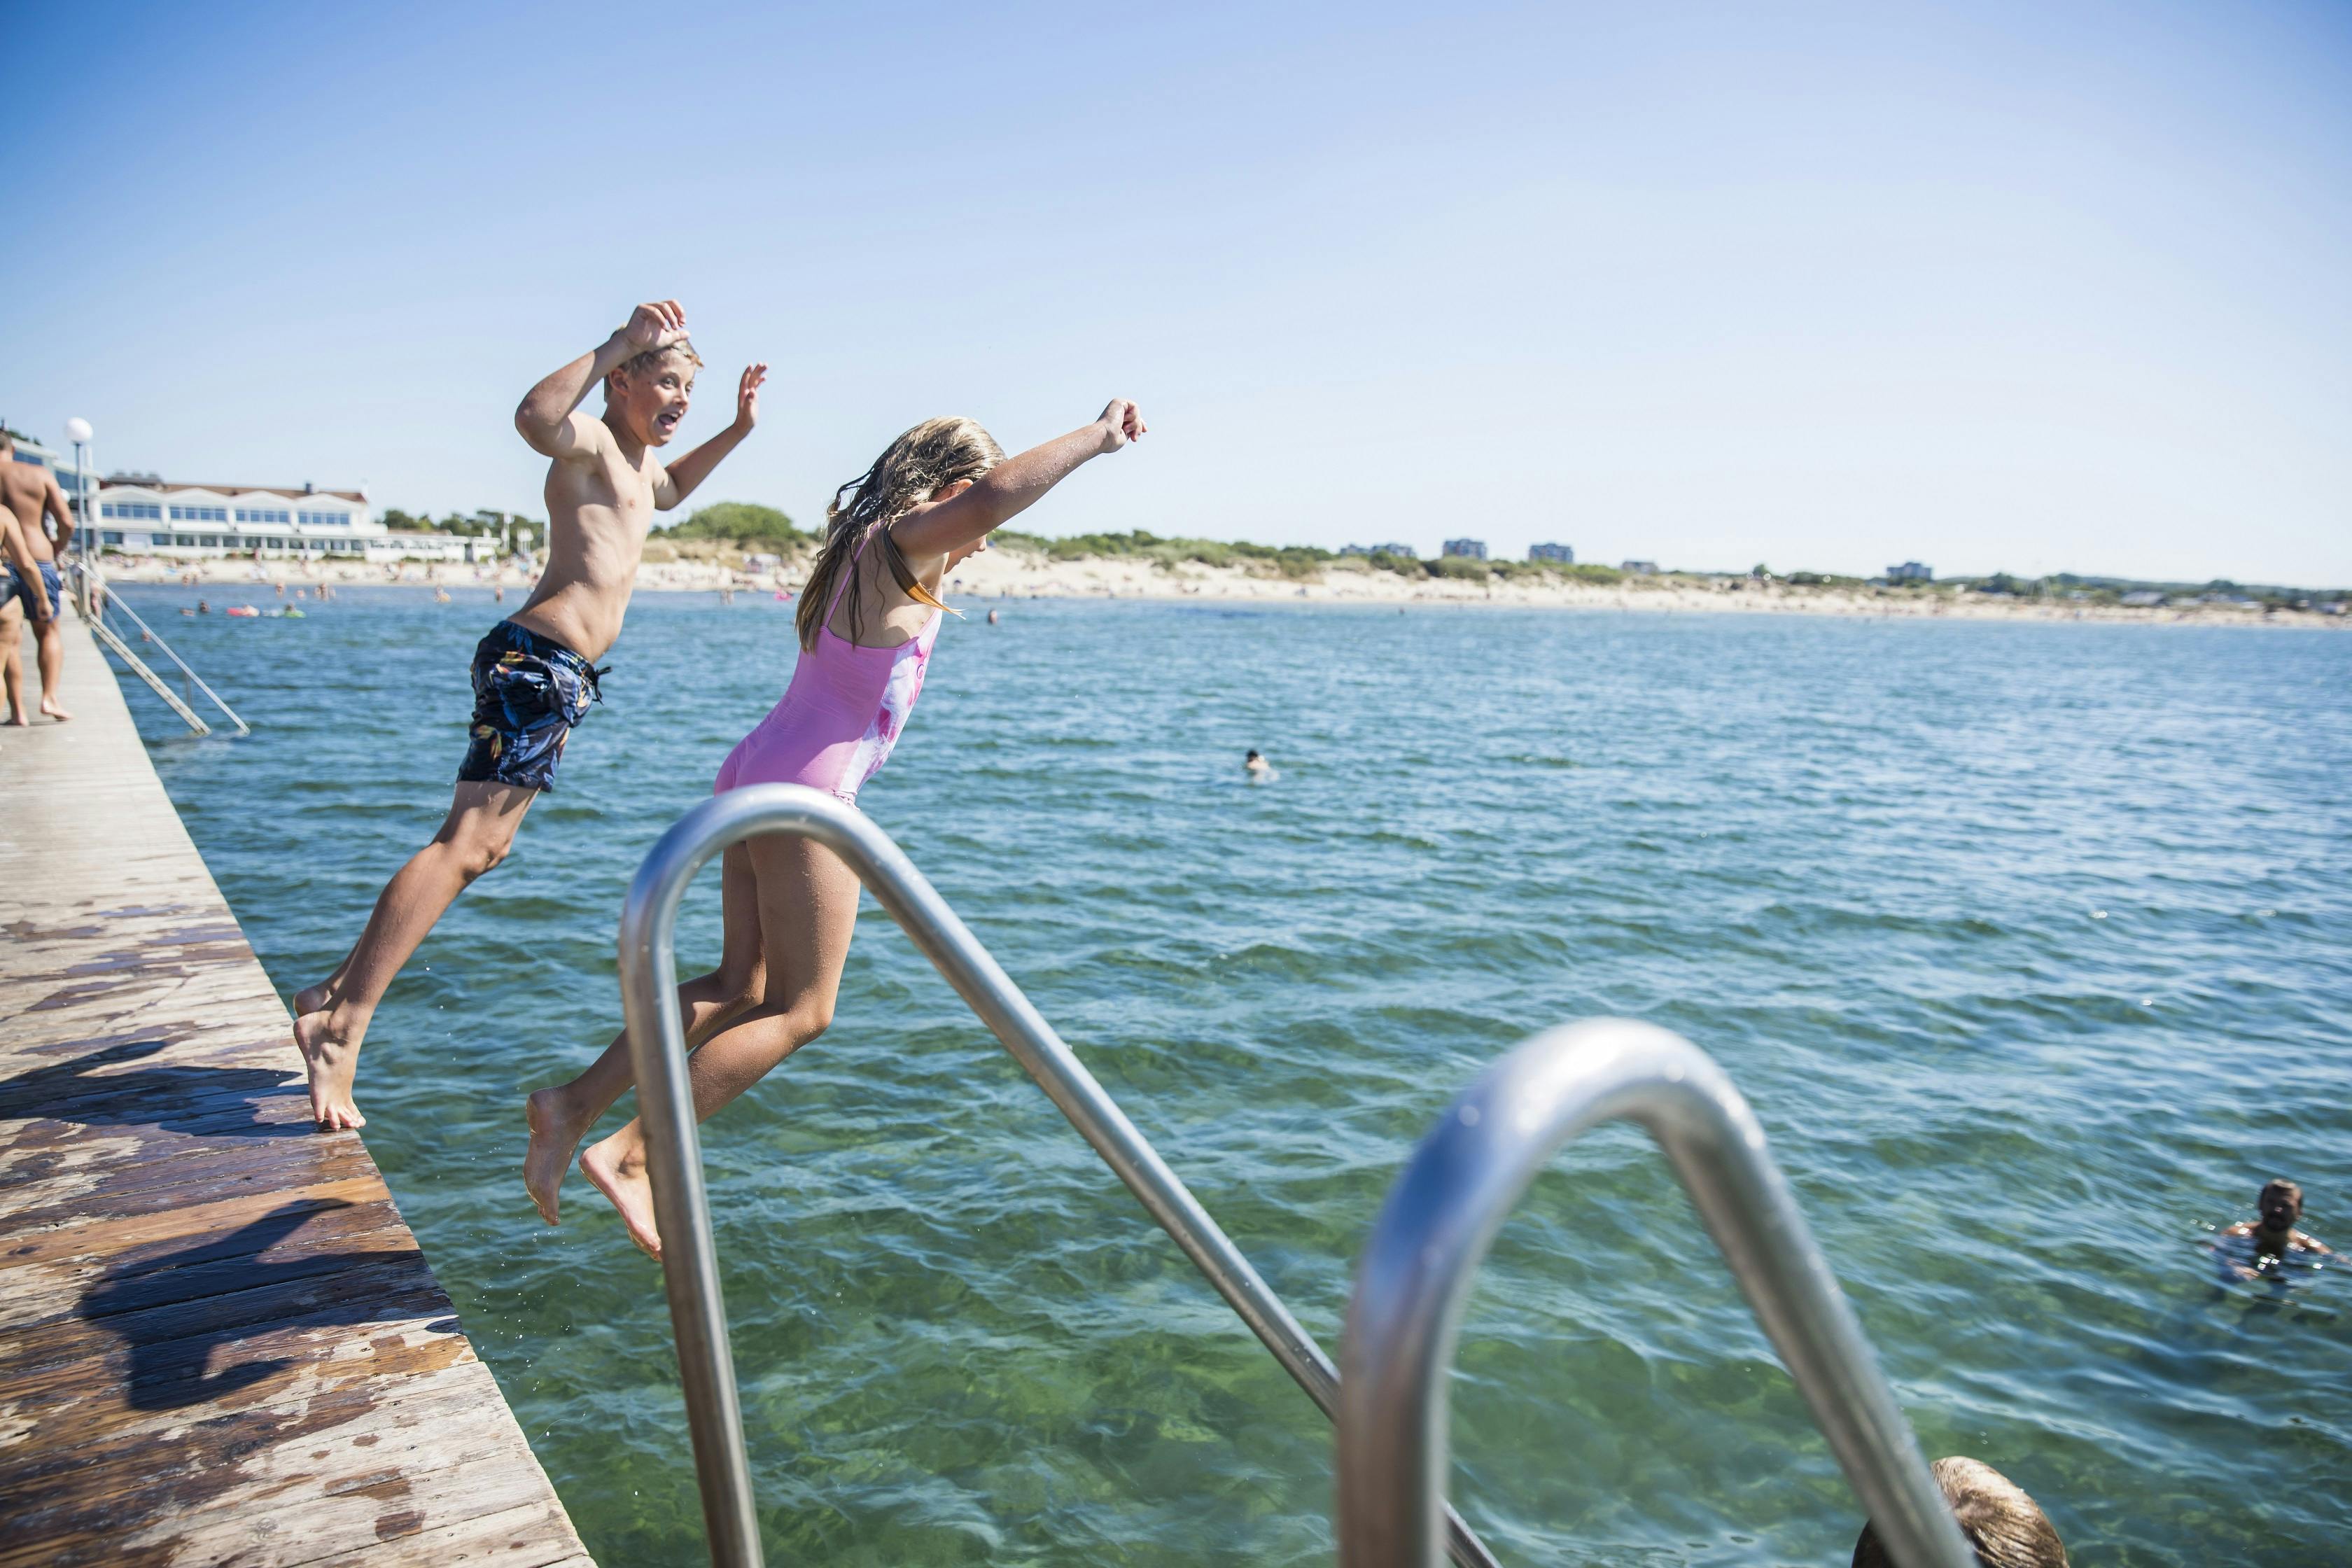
456, 619, 606, 792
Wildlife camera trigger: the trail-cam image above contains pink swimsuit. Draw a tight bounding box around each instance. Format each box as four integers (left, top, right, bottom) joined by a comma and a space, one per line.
714, 526, 942, 804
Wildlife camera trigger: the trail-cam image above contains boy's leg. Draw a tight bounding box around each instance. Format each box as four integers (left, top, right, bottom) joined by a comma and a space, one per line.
294, 780, 538, 1128
1, 596, 24, 725
582, 834, 862, 1257
524, 843, 765, 1222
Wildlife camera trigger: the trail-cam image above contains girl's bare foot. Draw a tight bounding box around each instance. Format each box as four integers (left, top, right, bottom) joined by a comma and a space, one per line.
293, 1007, 366, 1130
523, 1088, 591, 1224
581, 1133, 663, 1259
38, 696, 71, 722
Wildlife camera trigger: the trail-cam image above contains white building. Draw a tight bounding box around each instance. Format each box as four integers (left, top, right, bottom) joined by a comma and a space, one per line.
95, 480, 501, 564
1441, 538, 1488, 560
1886, 561, 1933, 582
1620, 559, 1659, 575
1528, 542, 1574, 563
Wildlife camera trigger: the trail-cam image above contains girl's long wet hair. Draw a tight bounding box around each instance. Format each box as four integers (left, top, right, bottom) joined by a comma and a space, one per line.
797, 415, 1004, 651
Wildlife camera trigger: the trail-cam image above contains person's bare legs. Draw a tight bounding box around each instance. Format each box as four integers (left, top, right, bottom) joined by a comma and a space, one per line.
1, 600, 24, 725
293, 781, 538, 1129
524, 844, 766, 1223
582, 833, 862, 1258
31, 612, 69, 722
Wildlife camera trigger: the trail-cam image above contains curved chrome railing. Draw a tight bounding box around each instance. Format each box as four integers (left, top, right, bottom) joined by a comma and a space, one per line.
619, 784, 1502, 1568
1335, 1018, 1976, 1568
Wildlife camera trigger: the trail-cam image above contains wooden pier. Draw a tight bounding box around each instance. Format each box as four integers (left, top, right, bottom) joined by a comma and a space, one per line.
0, 610, 592, 1567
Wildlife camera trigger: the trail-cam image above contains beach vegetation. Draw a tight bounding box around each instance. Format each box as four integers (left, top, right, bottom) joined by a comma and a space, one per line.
668, 502, 802, 547
996, 528, 1335, 579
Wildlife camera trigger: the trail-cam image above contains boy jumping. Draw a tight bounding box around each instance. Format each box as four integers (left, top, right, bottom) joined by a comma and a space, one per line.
294, 300, 767, 1129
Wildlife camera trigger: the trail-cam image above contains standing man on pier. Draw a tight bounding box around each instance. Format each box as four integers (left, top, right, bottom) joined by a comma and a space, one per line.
291, 301, 766, 1130
0, 429, 75, 722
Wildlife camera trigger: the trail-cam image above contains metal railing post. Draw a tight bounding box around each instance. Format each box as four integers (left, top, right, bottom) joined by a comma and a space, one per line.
1334, 1019, 1977, 1568
617, 784, 1502, 1568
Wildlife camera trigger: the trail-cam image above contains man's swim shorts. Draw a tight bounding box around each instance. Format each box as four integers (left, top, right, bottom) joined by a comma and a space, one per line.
4, 561, 62, 620
456, 619, 604, 792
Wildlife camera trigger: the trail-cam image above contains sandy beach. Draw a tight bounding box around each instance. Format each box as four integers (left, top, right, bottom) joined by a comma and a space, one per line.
95, 540, 2346, 629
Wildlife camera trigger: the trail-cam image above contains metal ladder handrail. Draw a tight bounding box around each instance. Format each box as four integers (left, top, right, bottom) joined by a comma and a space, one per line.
64, 558, 251, 736
619, 784, 1504, 1568
1334, 1019, 1976, 1568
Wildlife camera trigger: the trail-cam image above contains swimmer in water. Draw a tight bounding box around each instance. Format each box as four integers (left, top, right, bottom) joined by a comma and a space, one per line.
1245, 748, 1272, 778
2214, 1178, 2332, 1280
1851, 1456, 2068, 1567
986, 608, 1000, 624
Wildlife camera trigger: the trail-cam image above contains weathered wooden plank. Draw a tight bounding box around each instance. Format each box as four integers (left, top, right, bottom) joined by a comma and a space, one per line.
0, 611, 591, 1565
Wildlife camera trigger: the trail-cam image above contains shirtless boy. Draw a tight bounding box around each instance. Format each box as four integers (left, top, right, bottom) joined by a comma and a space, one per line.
293, 301, 768, 1129
0, 429, 76, 723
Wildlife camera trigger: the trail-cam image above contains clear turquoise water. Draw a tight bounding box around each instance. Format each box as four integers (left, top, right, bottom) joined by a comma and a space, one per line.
119, 588, 2349, 1566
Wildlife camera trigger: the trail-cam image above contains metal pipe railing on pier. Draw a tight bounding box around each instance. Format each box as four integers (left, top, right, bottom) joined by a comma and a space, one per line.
65, 559, 249, 737
618, 784, 1502, 1568
1335, 1019, 1976, 1568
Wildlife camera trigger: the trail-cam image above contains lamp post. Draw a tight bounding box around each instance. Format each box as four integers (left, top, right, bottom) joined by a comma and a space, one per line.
63, 417, 94, 617
63, 417, 93, 554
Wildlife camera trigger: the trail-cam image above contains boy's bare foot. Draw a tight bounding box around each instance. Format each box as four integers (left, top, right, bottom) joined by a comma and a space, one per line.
524, 1087, 590, 1224
293, 1007, 366, 1130
4, 710, 26, 727
38, 696, 71, 722
292, 981, 335, 1019
581, 1134, 663, 1259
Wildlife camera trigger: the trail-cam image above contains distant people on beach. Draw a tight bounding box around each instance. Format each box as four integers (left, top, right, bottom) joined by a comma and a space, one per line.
1851, 1456, 2068, 1567
525, 396, 1145, 1256
0, 428, 76, 722
290, 300, 766, 1131
2213, 1178, 2331, 1281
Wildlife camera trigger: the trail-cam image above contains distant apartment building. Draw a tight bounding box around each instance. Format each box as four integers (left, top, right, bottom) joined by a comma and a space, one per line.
1341, 542, 1418, 558
1620, 559, 1658, 575
1441, 538, 1487, 560
1527, 542, 1574, 564
95, 479, 500, 564
1886, 561, 1933, 582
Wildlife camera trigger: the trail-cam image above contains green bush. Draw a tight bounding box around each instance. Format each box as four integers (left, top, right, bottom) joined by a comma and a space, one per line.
671, 502, 800, 546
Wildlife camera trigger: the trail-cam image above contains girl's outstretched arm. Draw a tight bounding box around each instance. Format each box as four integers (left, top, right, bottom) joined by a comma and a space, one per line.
890, 399, 1144, 559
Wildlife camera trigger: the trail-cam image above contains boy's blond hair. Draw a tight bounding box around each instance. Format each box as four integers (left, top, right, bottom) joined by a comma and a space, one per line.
1851, 1457, 2068, 1568
612, 338, 704, 382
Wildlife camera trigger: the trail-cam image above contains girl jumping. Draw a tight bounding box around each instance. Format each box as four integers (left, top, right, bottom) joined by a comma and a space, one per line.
524, 398, 1147, 1255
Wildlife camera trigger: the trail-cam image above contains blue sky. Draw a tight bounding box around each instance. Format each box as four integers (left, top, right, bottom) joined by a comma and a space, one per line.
6, 1, 2348, 582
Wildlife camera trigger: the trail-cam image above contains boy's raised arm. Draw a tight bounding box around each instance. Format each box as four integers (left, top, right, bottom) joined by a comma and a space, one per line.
891, 398, 1145, 559
654, 362, 768, 511
515, 300, 687, 461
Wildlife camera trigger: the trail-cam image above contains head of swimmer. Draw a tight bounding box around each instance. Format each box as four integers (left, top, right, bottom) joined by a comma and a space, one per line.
605, 340, 703, 447
2257, 1179, 2303, 1240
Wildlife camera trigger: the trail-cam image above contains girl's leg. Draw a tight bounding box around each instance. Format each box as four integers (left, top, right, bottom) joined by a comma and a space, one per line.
582, 833, 862, 1258
524, 844, 766, 1222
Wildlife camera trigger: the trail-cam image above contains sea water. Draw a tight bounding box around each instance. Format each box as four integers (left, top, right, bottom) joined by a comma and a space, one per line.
120, 589, 2349, 1565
